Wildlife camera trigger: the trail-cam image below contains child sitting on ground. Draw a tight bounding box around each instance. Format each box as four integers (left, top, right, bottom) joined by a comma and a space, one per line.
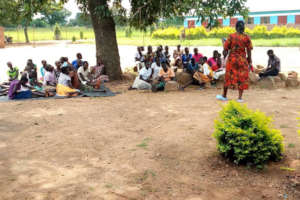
193, 57, 213, 90
152, 61, 175, 92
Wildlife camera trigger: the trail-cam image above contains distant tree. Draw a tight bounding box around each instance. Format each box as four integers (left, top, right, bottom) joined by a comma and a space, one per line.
1, 0, 63, 43
0, 0, 19, 27
41, 8, 72, 26
68, 13, 92, 27
31, 19, 48, 28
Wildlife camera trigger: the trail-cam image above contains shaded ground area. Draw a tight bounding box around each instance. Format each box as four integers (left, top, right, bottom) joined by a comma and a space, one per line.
0, 83, 299, 200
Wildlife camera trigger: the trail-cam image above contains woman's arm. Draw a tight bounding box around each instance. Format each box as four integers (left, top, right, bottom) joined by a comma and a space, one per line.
11, 84, 18, 95
67, 80, 74, 89
247, 49, 252, 64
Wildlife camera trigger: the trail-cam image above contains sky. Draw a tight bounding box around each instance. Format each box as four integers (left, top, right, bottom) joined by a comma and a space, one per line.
64, 0, 300, 19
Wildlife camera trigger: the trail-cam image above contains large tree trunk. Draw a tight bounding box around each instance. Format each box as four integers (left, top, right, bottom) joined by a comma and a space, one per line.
88, 0, 122, 80
24, 26, 30, 43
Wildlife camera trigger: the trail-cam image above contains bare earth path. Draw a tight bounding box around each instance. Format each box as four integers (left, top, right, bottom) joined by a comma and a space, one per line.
0, 84, 300, 200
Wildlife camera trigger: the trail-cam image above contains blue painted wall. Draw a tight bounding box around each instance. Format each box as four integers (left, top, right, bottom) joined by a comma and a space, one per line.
195, 20, 202, 27
184, 20, 188, 28
270, 16, 278, 24
254, 17, 261, 25
287, 15, 295, 24
223, 18, 230, 26
238, 17, 244, 21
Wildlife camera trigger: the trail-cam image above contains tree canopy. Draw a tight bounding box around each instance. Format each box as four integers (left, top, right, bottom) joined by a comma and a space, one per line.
1, 0, 249, 29
70, 0, 248, 29
0, 0, 64, 26
1, 0, 249, 79
41, 8, 72, 26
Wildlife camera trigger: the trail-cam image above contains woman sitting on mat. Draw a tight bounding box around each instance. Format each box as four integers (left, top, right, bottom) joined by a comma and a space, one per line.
90, 60, 109, 83
8, 75, 32, 100
77, 61, 101, 91
56, 67, 80, 97
43, 65, 57, 94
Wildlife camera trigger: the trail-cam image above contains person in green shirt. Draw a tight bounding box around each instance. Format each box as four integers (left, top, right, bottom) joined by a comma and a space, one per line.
7, 62, 19, 81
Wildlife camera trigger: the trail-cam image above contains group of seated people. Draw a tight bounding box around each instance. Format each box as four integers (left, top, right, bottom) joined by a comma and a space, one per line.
3, 53, 109, 100
131, 45, 281, 91
131, 45, 227, 91
3, 46, 281, 100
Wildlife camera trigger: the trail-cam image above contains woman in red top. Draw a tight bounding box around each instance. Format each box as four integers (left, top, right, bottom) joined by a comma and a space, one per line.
217, 21, 253, 102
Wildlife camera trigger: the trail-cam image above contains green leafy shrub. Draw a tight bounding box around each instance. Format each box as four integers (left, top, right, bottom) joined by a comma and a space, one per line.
150, 25, 156, 35
151, 27, 180, 39
213, 101, 284, 169
269, 26, 287, 38
80, 31, 84, 40
125, 27, 133, 38
54, 23, 61, 40
252, 25, 268, 39
185, 27, 208, 39
72, 36, 76, 42
209, 27, 235, 38
152, 25, 300, 40
245, 27, 253, 37
286, 27, 300, 38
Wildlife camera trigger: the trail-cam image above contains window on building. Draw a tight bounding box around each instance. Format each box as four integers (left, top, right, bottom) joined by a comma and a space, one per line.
261, 16, 270, 24
247, 17, 254, 24
230, 18, 238, 26
296, 15, 300, 25
188, 20, 195, 28
278, 16, 287, 25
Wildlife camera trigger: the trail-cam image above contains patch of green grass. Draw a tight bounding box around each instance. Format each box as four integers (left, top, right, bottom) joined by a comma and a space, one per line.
137, 170, 156, 183
5, 27, 300, 47
137, 138, 151, 149
280, 124, 290, 129
288, 143, 295, 148
104, 183, 113, 189
280, 167, 296, 172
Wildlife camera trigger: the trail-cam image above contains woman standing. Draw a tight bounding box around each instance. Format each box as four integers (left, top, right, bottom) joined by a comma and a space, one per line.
217, 21, 253, 103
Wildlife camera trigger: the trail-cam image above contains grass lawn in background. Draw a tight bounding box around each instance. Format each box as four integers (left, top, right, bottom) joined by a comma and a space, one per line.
4, 27, 300, 47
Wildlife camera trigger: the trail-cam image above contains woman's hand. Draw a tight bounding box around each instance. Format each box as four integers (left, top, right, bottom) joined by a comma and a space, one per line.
247, 57, 252, 64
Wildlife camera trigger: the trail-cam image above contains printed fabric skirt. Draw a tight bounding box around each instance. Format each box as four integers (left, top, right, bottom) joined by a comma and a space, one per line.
56, 84, 78, 96
224, 56, 249, 90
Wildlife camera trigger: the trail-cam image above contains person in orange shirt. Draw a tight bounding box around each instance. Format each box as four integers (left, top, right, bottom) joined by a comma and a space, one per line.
152, 60, 175, 92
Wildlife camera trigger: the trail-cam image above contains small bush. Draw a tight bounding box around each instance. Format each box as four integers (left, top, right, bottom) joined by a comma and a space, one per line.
125, 27, 132, 38
209, 27, 235, 38
213, 101, 284, 169
185, 27, 208, 39
252, 25, 268, 39
286, 27, 300, 38
72, 36, 76, 42
54, 23, 61, 40
151, 25, 300, 40
151, 27, 180, 39
80, 31, 84, 40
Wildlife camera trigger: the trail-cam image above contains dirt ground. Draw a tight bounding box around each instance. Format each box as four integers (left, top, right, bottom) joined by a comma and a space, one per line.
0, 82, 300, 200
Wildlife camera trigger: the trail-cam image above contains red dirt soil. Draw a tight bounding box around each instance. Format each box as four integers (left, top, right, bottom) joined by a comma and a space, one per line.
0, 82, 299, 200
